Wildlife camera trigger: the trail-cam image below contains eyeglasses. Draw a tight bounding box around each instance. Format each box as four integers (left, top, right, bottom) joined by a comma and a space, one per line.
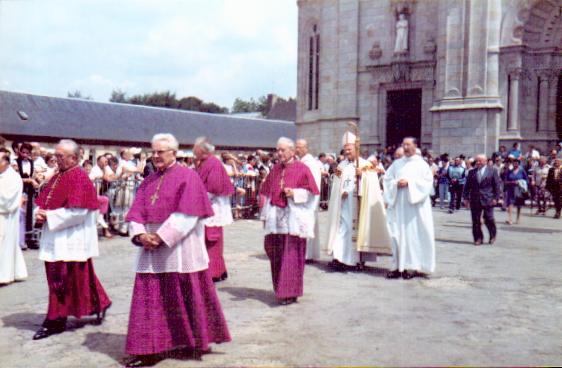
151, 149, 174, 156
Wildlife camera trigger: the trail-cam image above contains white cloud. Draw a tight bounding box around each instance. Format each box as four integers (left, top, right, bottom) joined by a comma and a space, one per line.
0, 0, 298, 108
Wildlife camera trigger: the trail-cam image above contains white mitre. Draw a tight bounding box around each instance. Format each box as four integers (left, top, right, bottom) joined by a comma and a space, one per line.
342, 131, 357, 146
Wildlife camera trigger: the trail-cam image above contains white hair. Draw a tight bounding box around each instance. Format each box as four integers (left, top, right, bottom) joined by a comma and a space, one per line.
194, 136, 215, 153
277, 137, 295, 149
151, 133, 179, 151
475, 154, 487, 161
58, 139, 80, 157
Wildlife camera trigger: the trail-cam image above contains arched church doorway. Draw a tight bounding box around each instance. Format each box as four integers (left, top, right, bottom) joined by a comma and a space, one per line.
386, 89, 422, 148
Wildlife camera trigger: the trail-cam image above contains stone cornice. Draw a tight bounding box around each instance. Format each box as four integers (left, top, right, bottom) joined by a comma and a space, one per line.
431, 97, 503, 112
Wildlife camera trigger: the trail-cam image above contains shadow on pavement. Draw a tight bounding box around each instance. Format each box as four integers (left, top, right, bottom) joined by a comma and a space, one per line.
499, 225, 562, 234
220, 286, 280, 308
250, 253, 269, 261
435, 238, 474, 246
2, 312, 44, 332
83, 332, 127, 364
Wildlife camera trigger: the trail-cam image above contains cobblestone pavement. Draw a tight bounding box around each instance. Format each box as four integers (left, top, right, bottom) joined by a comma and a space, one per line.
1, 208, 561, 367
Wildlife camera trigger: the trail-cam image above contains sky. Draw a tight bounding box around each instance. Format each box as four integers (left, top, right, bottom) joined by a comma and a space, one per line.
0, 0, 298, 108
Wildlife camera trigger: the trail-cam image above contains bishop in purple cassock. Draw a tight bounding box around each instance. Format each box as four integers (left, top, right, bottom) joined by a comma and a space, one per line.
124, 134, 230, 367
194, 137, 235, 282
260, 137, 319, 305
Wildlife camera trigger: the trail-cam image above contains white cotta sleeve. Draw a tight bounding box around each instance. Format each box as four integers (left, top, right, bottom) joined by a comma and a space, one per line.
260, 196, 272, 221
407, 165, 434, 205
383, 165, 398, 207
46, 208, 90, 231
129, 221, 147, 237
156, 212, 199, 248
292, 188, 310, 204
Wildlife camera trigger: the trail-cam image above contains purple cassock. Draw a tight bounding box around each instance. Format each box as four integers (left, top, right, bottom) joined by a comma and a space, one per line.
195, 155, 235, 280
260, 160, 319, 302
125, 163, 231, 356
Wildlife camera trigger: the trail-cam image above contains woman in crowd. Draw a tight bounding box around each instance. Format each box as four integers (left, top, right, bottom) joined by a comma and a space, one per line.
504, 158, 529, 225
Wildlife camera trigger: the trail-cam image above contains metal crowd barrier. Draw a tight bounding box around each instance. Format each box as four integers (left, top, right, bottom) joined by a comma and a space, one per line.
231, 175, 262, 219
93, 177, 142, 230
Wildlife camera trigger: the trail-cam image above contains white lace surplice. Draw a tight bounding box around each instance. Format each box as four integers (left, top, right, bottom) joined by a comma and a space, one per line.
39, 208, 99, 262
260, 188, 316, 239
203, 193, 233, 227
130, 213, 209, 274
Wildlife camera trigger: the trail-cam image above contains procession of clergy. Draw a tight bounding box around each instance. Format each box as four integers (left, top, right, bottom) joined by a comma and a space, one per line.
0, 130, 435, 367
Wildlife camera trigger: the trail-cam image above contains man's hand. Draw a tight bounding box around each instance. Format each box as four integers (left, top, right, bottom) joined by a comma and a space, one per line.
342, 191, 349, 200
397, 179, 408, 188
35, 209, 47, 224
283, 188, 294, 198
140, 233, 162, 250
490, 199, 497, 206
464, 199, 470, 209
355, 168, 362, 177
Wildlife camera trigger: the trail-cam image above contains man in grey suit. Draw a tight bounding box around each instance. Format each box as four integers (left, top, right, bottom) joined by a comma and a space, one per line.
463, 154, 501, 245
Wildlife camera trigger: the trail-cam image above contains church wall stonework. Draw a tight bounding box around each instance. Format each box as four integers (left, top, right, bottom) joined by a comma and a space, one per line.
296, 0, 561, 157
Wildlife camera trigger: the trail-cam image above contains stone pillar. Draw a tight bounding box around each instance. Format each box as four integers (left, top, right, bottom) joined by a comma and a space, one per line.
507, 68, 521, 132
537, 71, 550, 132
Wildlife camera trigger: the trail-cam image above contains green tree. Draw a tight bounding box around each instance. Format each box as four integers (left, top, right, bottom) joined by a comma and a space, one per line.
109, 89, 228, 114
109, 89, 127, 103
67, 90, 92, 100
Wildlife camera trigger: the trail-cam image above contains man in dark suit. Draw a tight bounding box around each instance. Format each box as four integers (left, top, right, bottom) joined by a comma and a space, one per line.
463, 154, 501, 245
546, 158, 561, 219
16, 142, 39, 249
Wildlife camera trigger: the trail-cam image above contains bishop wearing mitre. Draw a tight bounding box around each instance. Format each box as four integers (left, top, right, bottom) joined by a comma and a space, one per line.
325, 131, 392, 270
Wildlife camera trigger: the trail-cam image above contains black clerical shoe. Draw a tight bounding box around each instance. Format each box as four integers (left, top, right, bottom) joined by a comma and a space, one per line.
305, 259, 315, 265
279, 297, 297, 306
386, 270, 402, 279
125, 355, 161, 367
489, 237, 496, 245
402, 270, 415, 280
212, 272, 228, 283
92, 303, 112, 325
32, 325, 66, 340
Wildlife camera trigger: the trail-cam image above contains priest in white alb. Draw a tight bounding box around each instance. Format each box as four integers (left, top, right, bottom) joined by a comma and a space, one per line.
295, 139, 322, 263
0, 148, 28, 285
383, 137, 436, 279
325, 132, 391, 270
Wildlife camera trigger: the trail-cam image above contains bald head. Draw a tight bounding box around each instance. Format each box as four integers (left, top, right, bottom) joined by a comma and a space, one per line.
55, 139, 80, 171
474, 154, 487, 169
394, 147, 404, 159
295, 139, 309, 158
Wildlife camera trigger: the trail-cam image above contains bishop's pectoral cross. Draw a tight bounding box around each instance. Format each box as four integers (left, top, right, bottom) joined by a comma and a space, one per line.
150, 192, 159, 205
343, 177, 353, 189
150, 173, 166, 205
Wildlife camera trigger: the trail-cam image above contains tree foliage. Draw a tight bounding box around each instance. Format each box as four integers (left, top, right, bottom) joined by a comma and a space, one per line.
67, 90, 92, 100
231, 95, 295, 116
109, 89, 228, 114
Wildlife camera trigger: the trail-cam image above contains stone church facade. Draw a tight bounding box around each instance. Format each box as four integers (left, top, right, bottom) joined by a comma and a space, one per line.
296, 0, 562, 157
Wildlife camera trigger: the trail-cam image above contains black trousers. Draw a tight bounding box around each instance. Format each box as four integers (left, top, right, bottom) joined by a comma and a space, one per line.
470, 203, 496, 242
553, 190, 561, 214
23, 187, 35, 244
449, 184, 464, 210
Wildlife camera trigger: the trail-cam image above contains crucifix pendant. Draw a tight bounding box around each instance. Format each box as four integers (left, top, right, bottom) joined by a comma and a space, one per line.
150, 193, 158, 205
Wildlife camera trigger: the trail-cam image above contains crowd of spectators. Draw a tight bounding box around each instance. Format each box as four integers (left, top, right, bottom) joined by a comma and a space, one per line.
3, 138, 562, 249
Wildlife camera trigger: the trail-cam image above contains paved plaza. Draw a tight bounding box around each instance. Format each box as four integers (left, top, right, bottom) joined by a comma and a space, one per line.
1, 208, 561, 367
